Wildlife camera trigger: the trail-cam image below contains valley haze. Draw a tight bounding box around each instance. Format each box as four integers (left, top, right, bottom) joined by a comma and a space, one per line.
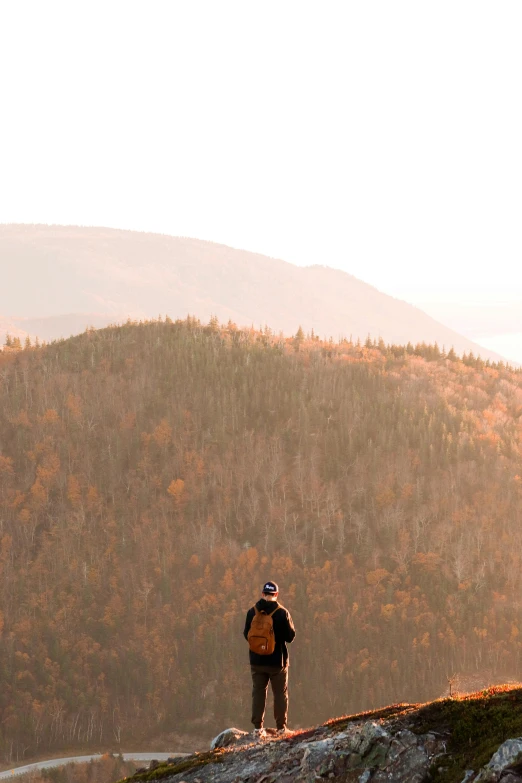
0, 224, 510, 365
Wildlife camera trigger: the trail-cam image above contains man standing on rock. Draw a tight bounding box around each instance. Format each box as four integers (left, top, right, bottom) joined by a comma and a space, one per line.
244, 581, 296, 737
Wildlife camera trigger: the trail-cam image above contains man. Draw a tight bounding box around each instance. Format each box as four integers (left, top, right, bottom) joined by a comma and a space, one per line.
243, 580, 296, 737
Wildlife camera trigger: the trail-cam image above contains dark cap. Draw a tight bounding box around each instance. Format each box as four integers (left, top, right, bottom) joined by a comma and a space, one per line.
262, 581, 279, 595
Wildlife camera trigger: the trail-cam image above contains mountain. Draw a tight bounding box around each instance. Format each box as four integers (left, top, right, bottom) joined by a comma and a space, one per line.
0, 320, 521, 762
0, 224, 508, 363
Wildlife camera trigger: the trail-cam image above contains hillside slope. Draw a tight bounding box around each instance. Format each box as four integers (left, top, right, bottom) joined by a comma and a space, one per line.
1, 320, 522, 762
0, 223, 506, 362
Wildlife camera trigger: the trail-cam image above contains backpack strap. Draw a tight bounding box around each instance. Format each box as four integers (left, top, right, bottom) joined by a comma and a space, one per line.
253, 605, 282, 617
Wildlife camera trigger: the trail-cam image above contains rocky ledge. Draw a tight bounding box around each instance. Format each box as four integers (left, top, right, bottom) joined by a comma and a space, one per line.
121, 686, 522, 783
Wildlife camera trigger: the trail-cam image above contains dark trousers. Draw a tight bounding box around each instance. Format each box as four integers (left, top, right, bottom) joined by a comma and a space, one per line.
250, 665, 288, 730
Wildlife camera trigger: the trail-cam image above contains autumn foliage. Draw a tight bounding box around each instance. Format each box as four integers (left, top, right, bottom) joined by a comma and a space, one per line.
0, 318, 522, 760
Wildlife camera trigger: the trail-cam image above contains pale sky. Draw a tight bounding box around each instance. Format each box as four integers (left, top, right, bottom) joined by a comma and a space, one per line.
1, 2, 521, 358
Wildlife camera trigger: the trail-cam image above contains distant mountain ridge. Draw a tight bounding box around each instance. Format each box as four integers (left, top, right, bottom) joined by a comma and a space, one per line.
0, 223, 508, 362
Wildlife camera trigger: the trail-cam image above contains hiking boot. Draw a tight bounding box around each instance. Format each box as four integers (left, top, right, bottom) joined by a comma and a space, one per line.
253, 728, 266, 739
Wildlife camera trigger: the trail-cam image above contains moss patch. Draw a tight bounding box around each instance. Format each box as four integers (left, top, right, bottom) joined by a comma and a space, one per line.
324, 701, 420, 733
412, 686, 522, 782
118, 749, 227, 783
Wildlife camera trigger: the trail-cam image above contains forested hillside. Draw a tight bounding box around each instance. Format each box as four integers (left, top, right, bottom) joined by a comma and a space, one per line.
1, 318, 522, 761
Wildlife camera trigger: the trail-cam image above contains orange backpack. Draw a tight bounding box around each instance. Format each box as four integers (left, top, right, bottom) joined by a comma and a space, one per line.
247, 605, 281, 655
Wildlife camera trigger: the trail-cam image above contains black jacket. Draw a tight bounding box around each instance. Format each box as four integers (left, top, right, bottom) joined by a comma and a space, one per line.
244, 598, 296, 668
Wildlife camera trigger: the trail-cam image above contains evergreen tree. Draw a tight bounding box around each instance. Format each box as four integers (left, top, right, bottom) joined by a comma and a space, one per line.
294, 325, 305, 351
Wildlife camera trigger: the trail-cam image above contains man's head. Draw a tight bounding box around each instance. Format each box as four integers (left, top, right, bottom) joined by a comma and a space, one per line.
262, 581, 279, 600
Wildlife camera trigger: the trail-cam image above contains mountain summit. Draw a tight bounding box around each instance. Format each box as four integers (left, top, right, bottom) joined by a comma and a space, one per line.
0, 224, 505, 362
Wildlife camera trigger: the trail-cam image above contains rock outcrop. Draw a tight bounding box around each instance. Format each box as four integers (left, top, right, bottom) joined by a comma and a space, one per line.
126, 709, 445, 782
209, 728, 249, 751
473, 739, 522, 781
120, 687, 522, 783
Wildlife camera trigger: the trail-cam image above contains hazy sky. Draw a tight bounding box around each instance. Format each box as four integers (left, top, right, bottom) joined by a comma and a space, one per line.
1, 2, 521, 355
